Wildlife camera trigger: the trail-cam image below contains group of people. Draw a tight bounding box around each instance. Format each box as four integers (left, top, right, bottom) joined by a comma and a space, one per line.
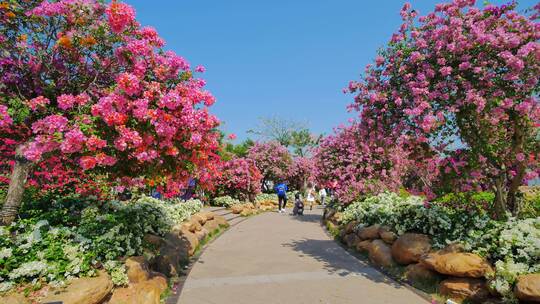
274, 181, 330, 215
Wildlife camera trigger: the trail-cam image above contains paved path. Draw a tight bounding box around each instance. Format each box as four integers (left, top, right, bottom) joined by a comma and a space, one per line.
178, 207, 428, 304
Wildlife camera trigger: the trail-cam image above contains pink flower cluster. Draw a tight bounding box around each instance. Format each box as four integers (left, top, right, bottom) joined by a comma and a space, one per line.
106, 1, 136, 33
247, 141, 293, 182
213, 158, 262, 199
313, 123, 413, 203
0, 105, 12, 128
0, 0, 221, 194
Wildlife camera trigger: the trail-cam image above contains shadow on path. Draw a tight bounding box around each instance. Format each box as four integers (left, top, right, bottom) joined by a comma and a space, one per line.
282, 238, 405, 290
288, 213, 321, 223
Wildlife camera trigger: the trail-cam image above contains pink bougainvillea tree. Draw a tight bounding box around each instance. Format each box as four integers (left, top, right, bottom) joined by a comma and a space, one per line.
287, 156, 316, 192
0, 0, 220, 224
313, 123, 413, 204
348, 0, 539, 216
247, 141, 292, 191
212, 157, 262, 201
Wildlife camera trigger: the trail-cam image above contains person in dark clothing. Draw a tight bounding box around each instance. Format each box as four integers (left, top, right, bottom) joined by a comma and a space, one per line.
275, 181, 288, 213
293, 193, 304, 216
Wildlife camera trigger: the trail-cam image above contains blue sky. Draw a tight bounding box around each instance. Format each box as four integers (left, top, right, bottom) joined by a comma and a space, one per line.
125, 0, 537, 141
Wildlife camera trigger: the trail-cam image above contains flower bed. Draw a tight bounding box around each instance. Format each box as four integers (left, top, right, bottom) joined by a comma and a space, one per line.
335, 192, 540, 303
0, 195, 203, 296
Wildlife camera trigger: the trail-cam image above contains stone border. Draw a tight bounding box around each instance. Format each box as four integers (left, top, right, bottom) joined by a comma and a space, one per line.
165, 215, 251, 304
319, 217, 433, 304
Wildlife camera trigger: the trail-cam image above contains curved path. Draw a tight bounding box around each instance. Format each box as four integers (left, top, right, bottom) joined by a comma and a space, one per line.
178, 208, 428, 304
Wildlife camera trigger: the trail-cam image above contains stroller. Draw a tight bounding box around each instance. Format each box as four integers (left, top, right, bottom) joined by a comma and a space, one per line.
293, 193, 304, 216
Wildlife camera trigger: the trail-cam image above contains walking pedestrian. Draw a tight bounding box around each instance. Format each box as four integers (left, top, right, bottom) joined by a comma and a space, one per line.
275, 181, 288, 213
318, 187, 327, 206
306, 184, 316, 211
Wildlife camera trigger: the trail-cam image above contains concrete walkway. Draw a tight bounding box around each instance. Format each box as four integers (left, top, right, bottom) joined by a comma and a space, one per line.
178, 207, 429, 304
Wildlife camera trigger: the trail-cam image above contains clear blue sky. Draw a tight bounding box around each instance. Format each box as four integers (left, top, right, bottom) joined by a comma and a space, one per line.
125, 0, 537, 141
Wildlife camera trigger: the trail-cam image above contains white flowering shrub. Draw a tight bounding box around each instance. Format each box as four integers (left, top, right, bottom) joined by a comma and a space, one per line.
103, 260, 129, 286
0, 220, 94, 292
134, 196, 203, 226
341, 192, 540, 302
213, 196, 242, 208
342, 192, 492, 248
255, 193, 278, 203
0, 195, 203, 293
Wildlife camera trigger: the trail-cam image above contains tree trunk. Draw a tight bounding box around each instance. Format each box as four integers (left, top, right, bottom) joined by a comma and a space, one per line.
493, 175, 508, 220
506, 162, 527, 216
0, 145, 32, 226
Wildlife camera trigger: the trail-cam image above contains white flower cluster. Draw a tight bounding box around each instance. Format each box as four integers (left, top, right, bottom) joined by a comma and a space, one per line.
9, 261, 48, 280
104, 260, 129, 286
134, 196, 203, 226
213, 196, 243, 208
255, 193, 279, 203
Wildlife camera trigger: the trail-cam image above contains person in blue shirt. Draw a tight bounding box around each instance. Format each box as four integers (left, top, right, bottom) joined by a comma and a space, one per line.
275, 181, 288, 213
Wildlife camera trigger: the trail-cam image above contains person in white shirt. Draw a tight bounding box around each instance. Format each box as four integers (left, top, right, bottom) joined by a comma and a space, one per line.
306, 185, 316, 210
318, 188, 327, 206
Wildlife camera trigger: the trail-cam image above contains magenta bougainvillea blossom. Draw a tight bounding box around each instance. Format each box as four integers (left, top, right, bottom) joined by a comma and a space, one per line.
345, 0, 539, 214
313, 123, 413, 203
212, 157, 262, 200
0, 0, 221, 214
247, 141, 292, 187
287, 156, 316, 191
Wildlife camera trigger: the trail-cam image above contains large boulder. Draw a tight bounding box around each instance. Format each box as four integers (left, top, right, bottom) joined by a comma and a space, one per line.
391, 233, 431, 265
187, 219, 202, 232
343, 233, 360, 248
179, 229, 199, 256
421, 251, 493, 278
126, 256, 151, 283
203, 219, 220, 233
368, 239, 396, 268
41, 270, 113, 304
440, 243, 465, 254
439, 278, 490, 303
515, 273, 540, 302
194, 227, 209, 241
324, 209, 336, 221
240, 208, 256, 216
404, 263, 441, 284
109, 276, 167, 304
199, 211, 215, 221
0, 294, 30, 304
343, 221, 358, 234
357, 224, 381, 240
191, 213, 207, 225
231, 204, 244, 214
378, 226, 397, 244
214, 215, 228, 227
355, 240, 372, 253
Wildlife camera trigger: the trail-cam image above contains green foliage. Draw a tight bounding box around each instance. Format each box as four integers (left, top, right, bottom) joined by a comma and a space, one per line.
290, 129, 321, 157
518, 187, 540, 219
222, 139, 254, 160
434, 191, 495, 214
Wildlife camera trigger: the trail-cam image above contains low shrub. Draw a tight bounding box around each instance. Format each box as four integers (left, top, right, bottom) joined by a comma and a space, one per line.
340, 192, 540, 302
254, 193, 278, 203
213, 196, 242, 208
